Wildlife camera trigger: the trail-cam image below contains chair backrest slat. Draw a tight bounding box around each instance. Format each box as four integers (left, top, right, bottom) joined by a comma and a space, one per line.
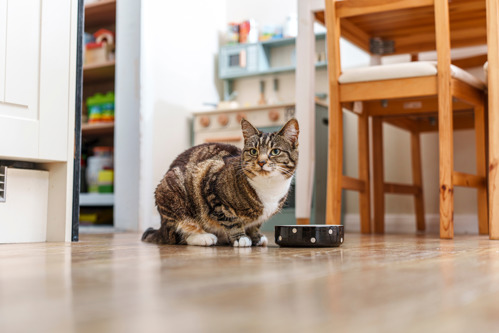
336, 0, 434, 18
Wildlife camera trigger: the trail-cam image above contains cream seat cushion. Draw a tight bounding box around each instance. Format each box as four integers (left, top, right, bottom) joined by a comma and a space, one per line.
339, 61, 485, 90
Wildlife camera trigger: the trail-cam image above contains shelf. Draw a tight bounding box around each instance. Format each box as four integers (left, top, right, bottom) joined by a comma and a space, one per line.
84, 0, 116, 28
224, 33, 326, 49
219, 33, 327, 80
79, 224, 115, 233
82, 122, 114, 136
83, 60, 115, 83
220, 61, 328, 80
80, 193, 114, 206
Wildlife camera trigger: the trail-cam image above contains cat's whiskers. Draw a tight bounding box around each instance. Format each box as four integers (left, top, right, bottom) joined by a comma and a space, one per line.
275, 165, 294, 177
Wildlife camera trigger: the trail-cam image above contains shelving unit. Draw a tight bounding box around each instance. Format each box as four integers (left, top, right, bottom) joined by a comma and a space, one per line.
83, 60, 116, 83
82, 122, 114, 136
80, 0, 117, 229
80, 193, 115, 206
84, 0, 116, 27
219, 33, 327, 99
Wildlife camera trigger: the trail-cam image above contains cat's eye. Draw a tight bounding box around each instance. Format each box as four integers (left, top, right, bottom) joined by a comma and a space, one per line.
249, 148, 258, 156
270, 148, 281, 156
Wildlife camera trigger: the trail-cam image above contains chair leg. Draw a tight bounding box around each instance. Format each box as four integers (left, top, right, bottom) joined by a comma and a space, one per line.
372, 117, 385, 233
358, 108, 371, 233
475, 103, 489, 235
326, 100, 343, 225
438, 96, 454, 239
411, 131, 425, 231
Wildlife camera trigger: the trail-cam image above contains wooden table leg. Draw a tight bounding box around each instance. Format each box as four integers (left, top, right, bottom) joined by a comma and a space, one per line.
411, 131, 425, 232
372, 117, 385, 233
358, 107, 371, 233
435, 0, 454, 239
475, 102, 489, 235
487, 0, 499, 239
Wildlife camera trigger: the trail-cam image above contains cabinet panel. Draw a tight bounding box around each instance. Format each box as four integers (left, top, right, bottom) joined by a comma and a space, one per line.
3, 0, 40, 116
0, 0, 41, 160
39, 0, 71, 160
0, 0, 6, 102
0, 0, 74, 161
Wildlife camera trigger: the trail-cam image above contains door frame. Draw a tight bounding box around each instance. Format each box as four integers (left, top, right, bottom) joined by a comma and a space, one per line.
71, 0, 84, 242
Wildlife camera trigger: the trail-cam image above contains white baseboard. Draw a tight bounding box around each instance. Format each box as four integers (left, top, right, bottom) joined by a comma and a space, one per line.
344, 213, 479, 235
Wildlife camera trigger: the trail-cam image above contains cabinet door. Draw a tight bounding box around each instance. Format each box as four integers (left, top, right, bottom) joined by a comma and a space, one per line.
0, 0, 72, 162
0, 167, 49, 243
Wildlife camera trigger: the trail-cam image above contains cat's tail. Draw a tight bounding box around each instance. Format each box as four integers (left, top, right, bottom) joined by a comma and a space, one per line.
142, 226, 178, 244
141, 227, 160, 243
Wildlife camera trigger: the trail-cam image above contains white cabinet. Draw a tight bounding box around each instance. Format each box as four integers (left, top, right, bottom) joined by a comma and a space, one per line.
0, 0, 72, 162
0, 0, 78, 242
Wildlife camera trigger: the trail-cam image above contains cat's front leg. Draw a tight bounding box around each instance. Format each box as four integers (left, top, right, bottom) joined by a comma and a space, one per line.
223, 223, 252, 247
246, 225, 268, 247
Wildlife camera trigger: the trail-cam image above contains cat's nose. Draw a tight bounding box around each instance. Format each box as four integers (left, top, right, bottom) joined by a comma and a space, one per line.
258, 161, 266, 167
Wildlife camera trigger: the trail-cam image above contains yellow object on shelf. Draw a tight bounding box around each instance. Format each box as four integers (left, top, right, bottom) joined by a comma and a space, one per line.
98, 170, 114, 183
98, 169, 114, 193
80, 208, 113, 225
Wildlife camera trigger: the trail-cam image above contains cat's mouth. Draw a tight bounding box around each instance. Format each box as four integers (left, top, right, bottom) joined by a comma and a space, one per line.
257, 169, 271, 176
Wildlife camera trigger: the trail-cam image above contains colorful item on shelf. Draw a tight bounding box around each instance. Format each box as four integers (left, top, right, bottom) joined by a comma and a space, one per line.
227, 22, 239, 45
237, 19, 258, 44
284, 14, 298, 38
227, 19, 293, 45
85, 41, 108, 64
238, 21, 250, 43
94, 29, 114, 45
98, 169, 114, 193
86, 92, 115, 124
86, 147, 113, 193
260, 25, 283, 41
80, 208, 113, 225
84, 28, 115, 64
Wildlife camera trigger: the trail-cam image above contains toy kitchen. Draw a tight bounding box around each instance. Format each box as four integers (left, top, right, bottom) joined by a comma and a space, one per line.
192, 103, 296, 148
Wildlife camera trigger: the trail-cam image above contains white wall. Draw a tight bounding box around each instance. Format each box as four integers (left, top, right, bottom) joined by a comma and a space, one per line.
226, 0, 296, 27
141, 0, 227, 230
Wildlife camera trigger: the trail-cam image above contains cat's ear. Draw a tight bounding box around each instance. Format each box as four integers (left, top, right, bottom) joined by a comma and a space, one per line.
241, 118, 260, 141
278, 118, 299, 148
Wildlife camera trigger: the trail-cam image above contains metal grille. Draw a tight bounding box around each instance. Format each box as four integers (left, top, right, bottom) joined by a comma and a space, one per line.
0, 166, 6, 202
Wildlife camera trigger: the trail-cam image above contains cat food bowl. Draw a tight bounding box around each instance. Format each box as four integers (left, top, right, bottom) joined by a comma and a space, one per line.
275, 225, 344, 247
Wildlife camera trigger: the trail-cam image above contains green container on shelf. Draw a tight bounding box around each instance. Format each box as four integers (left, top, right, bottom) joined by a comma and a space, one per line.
87, 93, 106, 123
101, 92, 115, 122
98, 169, 114, 193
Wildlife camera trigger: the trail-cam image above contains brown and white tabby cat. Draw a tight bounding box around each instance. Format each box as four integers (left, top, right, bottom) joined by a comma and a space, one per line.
142, 118, 299, 247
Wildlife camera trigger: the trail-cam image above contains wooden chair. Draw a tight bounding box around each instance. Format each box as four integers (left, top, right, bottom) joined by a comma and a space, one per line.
324, 0, 488, 238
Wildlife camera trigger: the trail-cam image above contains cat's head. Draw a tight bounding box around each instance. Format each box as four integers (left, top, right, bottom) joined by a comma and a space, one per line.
240, 118, 299, 179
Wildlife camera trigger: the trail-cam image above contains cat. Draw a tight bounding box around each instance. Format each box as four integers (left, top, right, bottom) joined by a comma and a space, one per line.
141, 117, 299, 247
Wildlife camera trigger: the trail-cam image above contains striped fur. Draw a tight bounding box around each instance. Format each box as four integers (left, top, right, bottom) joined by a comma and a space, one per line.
142, 118, 299, 247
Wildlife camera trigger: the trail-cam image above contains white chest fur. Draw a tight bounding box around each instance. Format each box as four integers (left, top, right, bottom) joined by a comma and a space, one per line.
248, 173, 292, 224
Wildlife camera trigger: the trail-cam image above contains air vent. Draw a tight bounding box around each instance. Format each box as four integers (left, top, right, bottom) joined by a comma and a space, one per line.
0, 166, 6, 202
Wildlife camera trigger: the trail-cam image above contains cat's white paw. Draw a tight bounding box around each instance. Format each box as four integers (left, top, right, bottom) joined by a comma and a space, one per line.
256, 235, 268, 247
186, 233, 218, 246
233, 236, 252, 247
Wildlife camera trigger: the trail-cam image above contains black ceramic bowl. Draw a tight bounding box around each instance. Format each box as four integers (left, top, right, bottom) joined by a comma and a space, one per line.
275, 225, 344, 247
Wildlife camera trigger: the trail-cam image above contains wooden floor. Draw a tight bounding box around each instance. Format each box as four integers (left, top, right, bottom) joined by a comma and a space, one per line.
1, 232, 499, 333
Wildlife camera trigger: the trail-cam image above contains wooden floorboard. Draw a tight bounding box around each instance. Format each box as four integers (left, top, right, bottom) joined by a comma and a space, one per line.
1, 232, 499, 332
